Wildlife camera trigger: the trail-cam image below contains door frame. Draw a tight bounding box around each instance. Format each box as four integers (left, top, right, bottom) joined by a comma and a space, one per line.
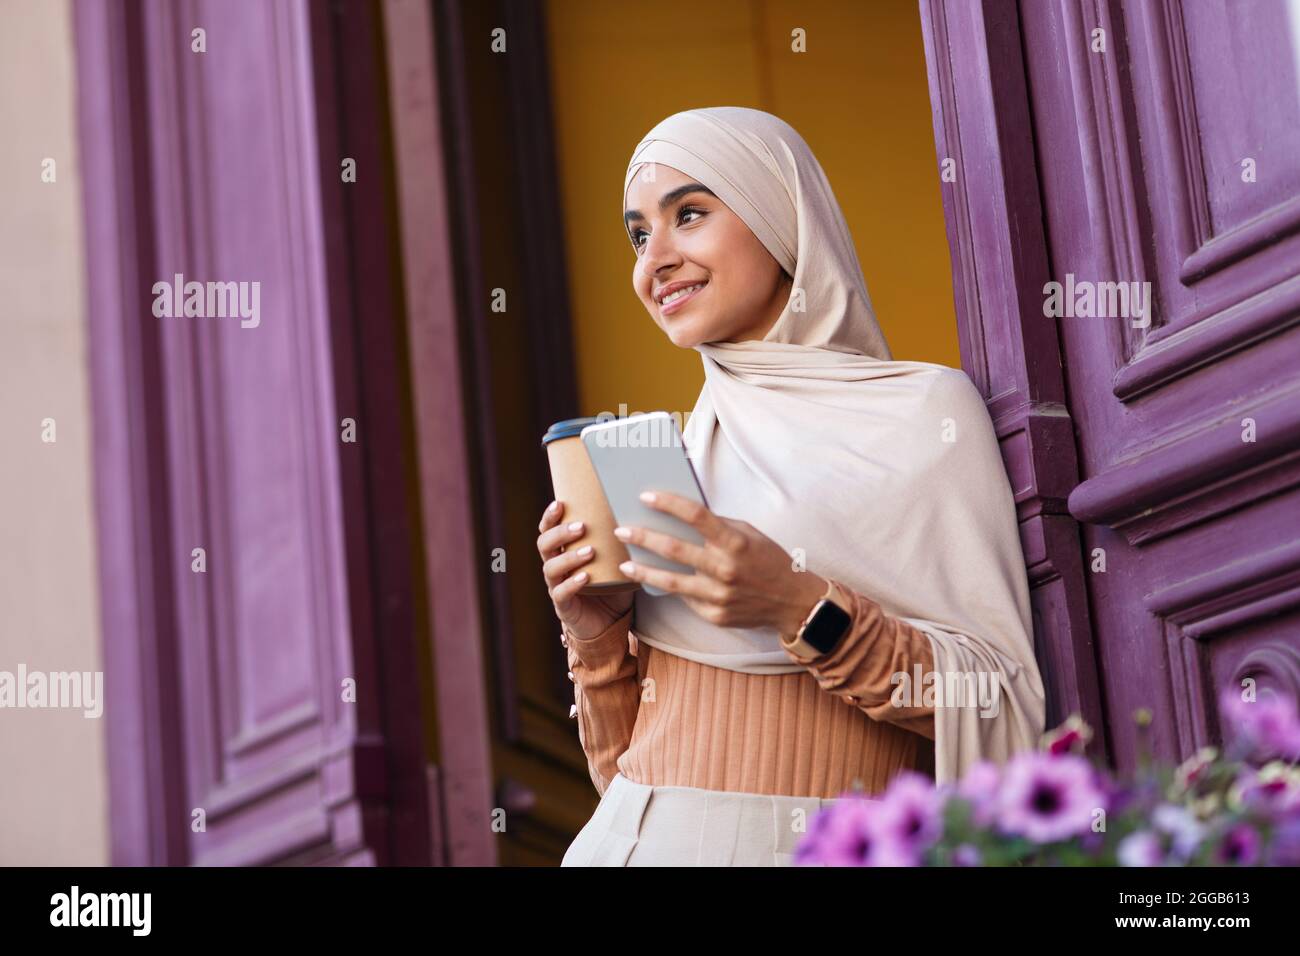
918, 0, 1106, 757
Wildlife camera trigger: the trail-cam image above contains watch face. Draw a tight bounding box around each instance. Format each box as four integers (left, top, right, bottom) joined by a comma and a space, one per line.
804, 599, 851, 654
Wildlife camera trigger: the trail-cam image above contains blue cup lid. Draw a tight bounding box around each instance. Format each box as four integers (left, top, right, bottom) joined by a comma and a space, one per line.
542, 416, 605, 445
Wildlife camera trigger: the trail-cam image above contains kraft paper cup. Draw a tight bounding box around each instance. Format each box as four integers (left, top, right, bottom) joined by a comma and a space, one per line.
542, 417, 639, 594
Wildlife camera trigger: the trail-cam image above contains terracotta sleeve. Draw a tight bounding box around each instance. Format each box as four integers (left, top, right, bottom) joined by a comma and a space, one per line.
783, 578, 937, 741
563, 607, 639, 797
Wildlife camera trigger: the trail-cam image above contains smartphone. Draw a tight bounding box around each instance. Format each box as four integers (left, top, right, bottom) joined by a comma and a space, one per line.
580, 411, 709, 596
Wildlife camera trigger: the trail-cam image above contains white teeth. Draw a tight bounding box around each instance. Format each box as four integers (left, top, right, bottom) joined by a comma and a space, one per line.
661, 282, 705, 305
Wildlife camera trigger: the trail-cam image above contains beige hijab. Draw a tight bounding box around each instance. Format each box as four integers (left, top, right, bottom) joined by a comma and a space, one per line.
621, 107, 1046, 783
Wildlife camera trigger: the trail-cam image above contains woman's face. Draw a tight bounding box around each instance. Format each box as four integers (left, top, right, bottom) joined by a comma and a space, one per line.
624, 164, 792, 349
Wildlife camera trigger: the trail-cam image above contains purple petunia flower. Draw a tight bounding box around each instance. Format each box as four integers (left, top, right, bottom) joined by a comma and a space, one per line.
995, 752, 1106, 843
792, 801, 838, 865
1218, 687, 1300, 762
1117, 831, 1164, 867
1214, 823, 1261, 866
803, 797, 920, 867
873, 771, 943, 851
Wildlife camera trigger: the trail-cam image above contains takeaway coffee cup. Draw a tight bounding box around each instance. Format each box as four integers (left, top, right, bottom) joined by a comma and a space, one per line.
542, 416, 639, 594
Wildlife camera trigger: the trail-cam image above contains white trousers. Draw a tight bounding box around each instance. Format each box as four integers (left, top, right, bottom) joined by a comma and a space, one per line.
561, 772, 845, 866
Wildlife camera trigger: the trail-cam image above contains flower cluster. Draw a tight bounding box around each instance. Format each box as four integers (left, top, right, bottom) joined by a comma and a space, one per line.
793, 688, 1300, 866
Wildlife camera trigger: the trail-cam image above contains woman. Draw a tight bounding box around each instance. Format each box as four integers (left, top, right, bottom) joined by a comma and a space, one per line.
539, 107, 1046, 866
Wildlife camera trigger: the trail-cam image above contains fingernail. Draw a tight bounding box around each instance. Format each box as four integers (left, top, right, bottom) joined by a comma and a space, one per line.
619, 561, 635, 574
574, 571, 588, 582
577, 545, 593, 555
639, 491, 656, 504
613, 526, 630, 540
548, 500, 558, 513
568, 521, 583, 532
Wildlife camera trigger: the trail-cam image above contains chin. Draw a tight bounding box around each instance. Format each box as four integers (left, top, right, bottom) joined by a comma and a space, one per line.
668, 310, 731, 348
665, 324, 707, 349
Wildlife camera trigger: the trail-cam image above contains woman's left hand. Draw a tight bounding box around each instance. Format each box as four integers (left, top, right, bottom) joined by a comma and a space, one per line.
614, 490, 829, 636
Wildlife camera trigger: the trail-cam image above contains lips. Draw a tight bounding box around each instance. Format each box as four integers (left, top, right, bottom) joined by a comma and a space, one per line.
658, 281, 708, 314
655, 279, 709, 304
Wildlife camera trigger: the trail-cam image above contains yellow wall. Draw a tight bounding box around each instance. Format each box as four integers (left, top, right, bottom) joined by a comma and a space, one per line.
545, 0, 958, 421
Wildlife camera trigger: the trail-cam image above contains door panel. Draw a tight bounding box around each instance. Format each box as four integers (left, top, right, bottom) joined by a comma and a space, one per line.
1180, 1, 1300, 237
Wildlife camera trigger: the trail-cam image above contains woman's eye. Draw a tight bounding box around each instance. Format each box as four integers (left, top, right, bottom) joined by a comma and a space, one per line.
629, 206, 706, 252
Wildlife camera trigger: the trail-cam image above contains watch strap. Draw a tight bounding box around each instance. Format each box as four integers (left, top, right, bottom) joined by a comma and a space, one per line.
780, 577, 846, 661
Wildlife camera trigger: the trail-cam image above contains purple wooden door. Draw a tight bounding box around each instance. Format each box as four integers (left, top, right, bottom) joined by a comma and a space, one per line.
76, 0, 436, 865
922, 0, 1300, 772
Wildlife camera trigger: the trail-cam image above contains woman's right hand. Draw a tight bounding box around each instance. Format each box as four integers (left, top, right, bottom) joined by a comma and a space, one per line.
538, 499, 635, 641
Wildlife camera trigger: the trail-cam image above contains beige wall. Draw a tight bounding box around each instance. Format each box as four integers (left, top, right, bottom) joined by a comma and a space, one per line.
0, 0, 108, 865
546, 0, 958, 421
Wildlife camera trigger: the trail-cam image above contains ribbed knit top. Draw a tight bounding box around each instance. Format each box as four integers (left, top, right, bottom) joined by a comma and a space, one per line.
564, 578, 936, 800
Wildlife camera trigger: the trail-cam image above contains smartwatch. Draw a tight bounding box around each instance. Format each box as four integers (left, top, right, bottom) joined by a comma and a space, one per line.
780, 580, 852, 661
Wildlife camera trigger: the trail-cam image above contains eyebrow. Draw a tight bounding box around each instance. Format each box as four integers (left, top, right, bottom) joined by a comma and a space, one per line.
624, 183, 718, 226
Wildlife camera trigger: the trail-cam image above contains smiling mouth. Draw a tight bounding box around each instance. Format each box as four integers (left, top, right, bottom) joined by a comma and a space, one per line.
659, 281, 708, 314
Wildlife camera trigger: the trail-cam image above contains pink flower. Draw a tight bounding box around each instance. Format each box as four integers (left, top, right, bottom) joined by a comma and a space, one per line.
995, 752, 1106, 843
1042, 714, 1094, 756
1219, 687, 1300, 762
1173, 747, 1218, 791
799, 797, 921, 866
792, 800, 839, 866
874, 771, 943, 851
1230, 764, 1300, 818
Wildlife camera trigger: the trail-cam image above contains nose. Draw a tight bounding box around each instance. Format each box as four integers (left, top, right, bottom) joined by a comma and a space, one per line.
639, 225, 682, 280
